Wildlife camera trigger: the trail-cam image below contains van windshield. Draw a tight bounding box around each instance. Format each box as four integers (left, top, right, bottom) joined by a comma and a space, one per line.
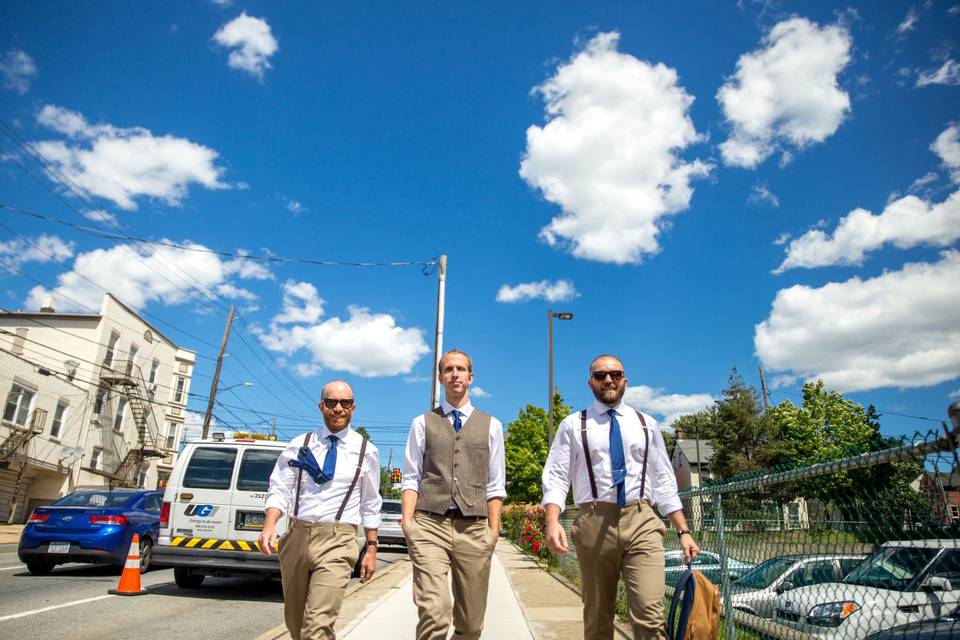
237, 449, 282, 491
183, 447, 238, 490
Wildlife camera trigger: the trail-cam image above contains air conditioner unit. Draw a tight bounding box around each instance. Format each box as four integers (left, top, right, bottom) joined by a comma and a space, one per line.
91, 413, 102, 426
148, 383, 158, 393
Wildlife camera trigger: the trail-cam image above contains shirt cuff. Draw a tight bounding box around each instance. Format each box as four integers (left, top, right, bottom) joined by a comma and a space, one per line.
400, 479, 420, 493
264, 494, 288, 515
542, 489, 569, 512
656, 496, 683, 518
361, 512, 381, 529
485, 488, 506, 501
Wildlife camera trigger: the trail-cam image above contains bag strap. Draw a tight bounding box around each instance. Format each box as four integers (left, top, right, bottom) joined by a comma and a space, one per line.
666, 568, 697, 640
580, 409, 598, 500
293, 431, 312, 519
636, 410, 650, 504
335, 436, 368, 522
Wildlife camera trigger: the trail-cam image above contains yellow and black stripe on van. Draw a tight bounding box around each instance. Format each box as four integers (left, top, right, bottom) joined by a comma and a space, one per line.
168, 536, 274, 552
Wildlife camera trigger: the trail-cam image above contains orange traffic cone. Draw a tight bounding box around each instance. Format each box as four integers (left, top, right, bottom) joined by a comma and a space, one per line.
108, 533, 148, 596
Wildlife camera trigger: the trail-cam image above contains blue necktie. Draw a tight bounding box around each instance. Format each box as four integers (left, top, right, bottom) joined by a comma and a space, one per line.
451, 409, 463, 432
321, 435, 338, 482
608, 409, 626, 508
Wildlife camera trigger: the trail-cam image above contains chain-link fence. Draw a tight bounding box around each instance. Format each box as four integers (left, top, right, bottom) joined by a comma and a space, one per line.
506, 406, 960, 639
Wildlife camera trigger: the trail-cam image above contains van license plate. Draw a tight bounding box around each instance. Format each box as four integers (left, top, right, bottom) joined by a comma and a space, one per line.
48, 542, 70, 553
236, 511, 265, 531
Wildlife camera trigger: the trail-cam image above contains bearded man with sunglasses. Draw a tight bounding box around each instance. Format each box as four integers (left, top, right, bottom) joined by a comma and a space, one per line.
400, 349, 506, 640
542, 355, 700, 640
259, 380, 382, 640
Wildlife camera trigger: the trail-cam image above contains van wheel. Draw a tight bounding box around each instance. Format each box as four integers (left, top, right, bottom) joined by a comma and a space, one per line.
174, 567, 204, 588
26, 561, 54, 575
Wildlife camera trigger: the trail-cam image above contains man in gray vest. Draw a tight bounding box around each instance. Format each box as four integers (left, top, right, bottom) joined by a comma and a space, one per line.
401, 349, 506, 640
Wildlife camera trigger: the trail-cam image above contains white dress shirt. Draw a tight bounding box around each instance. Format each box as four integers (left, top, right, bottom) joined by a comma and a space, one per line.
266, 425, 382, 529
541, 400, 682, 517
401, 399, 507, 501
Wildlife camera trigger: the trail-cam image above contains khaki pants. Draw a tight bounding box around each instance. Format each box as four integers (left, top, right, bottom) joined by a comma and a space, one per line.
570, 501, 667, 640
406, 511, 498, 640
278, 518, 360, 640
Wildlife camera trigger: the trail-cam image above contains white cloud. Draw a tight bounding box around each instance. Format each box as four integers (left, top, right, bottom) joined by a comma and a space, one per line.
212, 13, 278, 79
933, 124, 960, 182
183, 411, 232, 442
773, 232, 792, 246
949, 5, 960, 16
34, 105, 228, 210
756, 250, 960, 392
285, 198, 307, 214
403, 375, 431, 384
216, 282, 257, 302
496, 279, 578, 303
82, 209, 119, 227
293, 362, 322, 377
272, 280, 325, 324
24, 239, 252, 312
471, 386, 492, 398
917, 59, 960, 87
776, 190, 960, 272
896, 7, 919, 34
623, 385, 716, 428
717, 18, 852, 168
0, 234, 74, 271
748, 183, 780, 208
0, 49, 37, 94
259, 304, 430, 378
949, 389, 960, 399
223, 253, 274, 280
519, 31, 711, 264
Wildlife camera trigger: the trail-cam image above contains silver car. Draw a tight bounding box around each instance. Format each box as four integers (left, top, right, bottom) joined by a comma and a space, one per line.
729, 554, 865, 618
378, 499, 405, 547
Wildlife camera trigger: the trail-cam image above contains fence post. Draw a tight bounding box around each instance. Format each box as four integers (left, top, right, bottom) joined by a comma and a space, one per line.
713, 491, 736, 640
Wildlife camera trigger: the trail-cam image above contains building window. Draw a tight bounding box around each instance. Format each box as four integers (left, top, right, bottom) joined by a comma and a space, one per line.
950, 505, 960, 521
148, 359, 160, 384
3, 382, 36, 427
165, 423, 177, 450
50, 401, 68, 439
114, 398, 127, 431
93, 389, 107, 416
90, 447, 103, 470
126, 344, 138, 376
173, 377, 186, 403
104, 331, 119, 367
11, 327, 27, 355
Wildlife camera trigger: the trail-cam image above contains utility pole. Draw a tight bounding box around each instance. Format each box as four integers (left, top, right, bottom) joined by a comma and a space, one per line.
547, 310, 574, 444
202, 305, 235, 440
758, 366, 770, 413
386, 448, 393, 472
430, 255, 447, 410
271, 418, 277, 439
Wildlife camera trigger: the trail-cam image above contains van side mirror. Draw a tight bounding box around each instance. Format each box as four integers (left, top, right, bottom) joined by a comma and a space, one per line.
923, 576, 953, 592
775, 581, 794, 594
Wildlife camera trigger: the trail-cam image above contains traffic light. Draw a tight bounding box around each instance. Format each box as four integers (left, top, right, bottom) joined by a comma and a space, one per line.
391, 468, 401, 483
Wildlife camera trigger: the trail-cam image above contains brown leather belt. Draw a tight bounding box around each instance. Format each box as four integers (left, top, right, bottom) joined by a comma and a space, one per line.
417, 508, 486, 522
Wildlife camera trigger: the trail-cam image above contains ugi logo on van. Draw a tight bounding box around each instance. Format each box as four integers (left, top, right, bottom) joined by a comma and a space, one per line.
184, 504, 219, 517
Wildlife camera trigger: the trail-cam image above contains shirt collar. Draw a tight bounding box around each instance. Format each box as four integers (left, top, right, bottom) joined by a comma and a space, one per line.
593, 399, 627, 417
442, 399, 473, 418
315, 424, 351, 442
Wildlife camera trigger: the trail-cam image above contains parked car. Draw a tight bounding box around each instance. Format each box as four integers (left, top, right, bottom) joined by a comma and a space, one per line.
772, 539, 960, 637
18, 488, 162, 575
664, 549, 755, 587
865, 604, 959, 640
728, 553, 865, 618
378, 499, 405, 547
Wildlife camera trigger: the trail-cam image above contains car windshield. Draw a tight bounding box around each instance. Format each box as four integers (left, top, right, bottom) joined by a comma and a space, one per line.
843, 546, 938, 591
381, 502, 402, 514
735, 557, 797, 589
53, 491, 135, 507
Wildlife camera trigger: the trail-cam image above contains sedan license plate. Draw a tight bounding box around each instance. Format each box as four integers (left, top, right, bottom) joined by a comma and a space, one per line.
48, 542, 70, 554
236, 510, 265, 531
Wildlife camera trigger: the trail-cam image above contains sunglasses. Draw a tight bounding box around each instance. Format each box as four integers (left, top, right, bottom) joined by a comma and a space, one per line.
592, 370, 624, 382
322, 398, 355, 409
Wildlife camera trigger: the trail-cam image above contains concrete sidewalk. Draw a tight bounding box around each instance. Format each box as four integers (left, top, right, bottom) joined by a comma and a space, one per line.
0, 524, 24, 544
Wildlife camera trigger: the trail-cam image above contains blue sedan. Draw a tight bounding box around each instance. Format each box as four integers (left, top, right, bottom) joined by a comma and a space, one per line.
18, 488, 162, 575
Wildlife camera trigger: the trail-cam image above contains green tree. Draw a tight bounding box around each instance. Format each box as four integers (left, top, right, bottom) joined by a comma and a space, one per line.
503, 390, 571, 504
355, 426, 372, 442
379, 467, 401, 499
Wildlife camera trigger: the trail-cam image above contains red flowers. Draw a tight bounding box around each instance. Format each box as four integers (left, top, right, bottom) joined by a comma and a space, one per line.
505, 505, 550, 560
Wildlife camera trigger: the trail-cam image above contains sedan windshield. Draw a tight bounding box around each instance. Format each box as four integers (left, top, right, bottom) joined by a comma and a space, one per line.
735, 557, 797, 589
54, 491, 136, 507
843, 547, 938, 591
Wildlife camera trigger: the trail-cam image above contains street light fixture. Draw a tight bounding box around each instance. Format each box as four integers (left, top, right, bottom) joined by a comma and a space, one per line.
548, 310, 574, 445
219, 382, 254, 393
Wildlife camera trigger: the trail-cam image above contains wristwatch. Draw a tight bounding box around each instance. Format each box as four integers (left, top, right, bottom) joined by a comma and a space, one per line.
365, 540, 379, 549
677, 529, 692, 537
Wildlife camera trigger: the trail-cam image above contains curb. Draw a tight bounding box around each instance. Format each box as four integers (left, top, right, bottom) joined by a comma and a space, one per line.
254, 558, 411, 640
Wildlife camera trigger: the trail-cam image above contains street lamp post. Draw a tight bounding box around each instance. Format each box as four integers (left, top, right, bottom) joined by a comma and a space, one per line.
547, 310, 574, 445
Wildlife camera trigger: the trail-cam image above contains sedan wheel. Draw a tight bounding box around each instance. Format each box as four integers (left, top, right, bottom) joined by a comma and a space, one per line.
26, 561, 55, 575
139, 537, 153, 573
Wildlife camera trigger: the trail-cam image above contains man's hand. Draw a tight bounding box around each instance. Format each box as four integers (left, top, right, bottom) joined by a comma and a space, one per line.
258, 526, 278, 556
544, 504, 568, 554
359, 546, 377, 583
680, 533, 700, 564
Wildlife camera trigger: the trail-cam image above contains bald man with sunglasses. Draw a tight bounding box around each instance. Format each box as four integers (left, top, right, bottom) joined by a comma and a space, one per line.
260, 380, 382, 640
542, 355, 699, 640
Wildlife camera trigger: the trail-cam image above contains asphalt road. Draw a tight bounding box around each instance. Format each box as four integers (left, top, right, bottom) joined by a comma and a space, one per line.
0, 542, 409, 639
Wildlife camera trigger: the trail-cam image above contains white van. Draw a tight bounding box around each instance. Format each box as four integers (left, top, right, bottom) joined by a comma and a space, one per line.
153, 432, 287, 588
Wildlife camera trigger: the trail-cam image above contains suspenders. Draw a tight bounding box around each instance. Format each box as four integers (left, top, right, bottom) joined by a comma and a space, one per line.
292, 432, 368, 522
579, 409, 651, 505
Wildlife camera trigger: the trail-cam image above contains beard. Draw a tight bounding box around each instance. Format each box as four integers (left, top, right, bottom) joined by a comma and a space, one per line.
593, 384, 625, 406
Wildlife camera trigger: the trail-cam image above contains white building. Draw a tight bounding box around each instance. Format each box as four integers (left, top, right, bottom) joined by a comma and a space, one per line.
0, 294, 195, 522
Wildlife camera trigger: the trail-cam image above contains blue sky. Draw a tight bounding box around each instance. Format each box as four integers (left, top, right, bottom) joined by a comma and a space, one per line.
1, 1, 958, 461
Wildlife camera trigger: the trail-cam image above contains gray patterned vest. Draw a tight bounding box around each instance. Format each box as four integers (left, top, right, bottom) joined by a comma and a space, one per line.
415, 406, 491, 517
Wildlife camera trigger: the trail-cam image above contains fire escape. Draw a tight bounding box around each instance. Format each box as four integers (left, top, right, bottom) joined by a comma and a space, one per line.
86, 360, 164, 487
0, 407, 48, 463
